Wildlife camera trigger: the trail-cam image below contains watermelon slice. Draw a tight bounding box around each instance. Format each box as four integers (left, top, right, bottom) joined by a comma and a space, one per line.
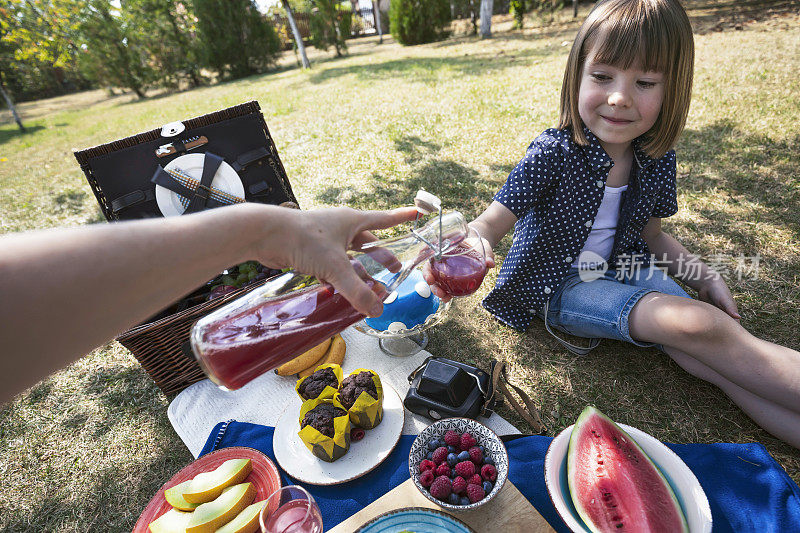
567, 406, 688, 533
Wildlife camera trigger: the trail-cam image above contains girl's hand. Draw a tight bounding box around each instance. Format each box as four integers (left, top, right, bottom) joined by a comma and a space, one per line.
698, 277, 741, 321
422, 235, 496, 302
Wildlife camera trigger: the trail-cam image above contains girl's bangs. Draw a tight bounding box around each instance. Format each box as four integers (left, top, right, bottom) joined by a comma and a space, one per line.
585, 9, 671, 74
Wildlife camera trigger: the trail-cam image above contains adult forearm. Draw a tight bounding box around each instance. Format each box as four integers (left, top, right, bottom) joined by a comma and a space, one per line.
0, 203, 280, 400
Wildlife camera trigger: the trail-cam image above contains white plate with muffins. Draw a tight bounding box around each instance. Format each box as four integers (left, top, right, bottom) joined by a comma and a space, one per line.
273, 383, 405, 485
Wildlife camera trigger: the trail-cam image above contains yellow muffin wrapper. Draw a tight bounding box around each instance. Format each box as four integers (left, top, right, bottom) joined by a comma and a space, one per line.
337, 368, 384, 430
298, 397, 351, 462
295, 364, 343, 401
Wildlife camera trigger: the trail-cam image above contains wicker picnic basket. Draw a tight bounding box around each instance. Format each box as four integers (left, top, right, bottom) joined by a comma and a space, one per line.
74, 101, 298, 396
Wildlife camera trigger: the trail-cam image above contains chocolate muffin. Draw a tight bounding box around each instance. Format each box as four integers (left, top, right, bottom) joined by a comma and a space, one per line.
298, 367, 339, 400
300, 403, 348, 438
338, 371, 378, 409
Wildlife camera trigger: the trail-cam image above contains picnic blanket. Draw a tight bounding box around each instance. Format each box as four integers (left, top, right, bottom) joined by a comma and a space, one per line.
200, 420, 800, 533
168, 327, 520, 458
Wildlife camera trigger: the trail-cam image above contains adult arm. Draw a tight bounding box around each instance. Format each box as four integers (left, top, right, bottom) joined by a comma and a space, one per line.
0, 203, 417, 403
641, 216, 741, 320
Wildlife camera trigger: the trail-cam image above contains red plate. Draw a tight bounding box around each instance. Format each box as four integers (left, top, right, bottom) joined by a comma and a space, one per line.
133, 447, 282, 532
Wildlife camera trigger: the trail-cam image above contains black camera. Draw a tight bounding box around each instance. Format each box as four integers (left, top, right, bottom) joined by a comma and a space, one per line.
403, 357, 494, 421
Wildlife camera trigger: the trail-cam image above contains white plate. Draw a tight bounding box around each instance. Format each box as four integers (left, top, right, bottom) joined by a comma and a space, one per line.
544, 423, 712, 533
156, 153, 244, 217
273, 384, 405, 485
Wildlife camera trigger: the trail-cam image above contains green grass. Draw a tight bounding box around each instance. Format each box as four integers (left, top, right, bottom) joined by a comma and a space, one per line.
1, 2, 799, 530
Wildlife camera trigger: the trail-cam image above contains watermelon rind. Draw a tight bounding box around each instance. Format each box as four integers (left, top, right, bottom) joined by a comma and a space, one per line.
566, 405, 688, 533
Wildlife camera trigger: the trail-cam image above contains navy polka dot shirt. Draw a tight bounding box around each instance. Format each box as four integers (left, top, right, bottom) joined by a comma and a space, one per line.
482, 127, 679, 331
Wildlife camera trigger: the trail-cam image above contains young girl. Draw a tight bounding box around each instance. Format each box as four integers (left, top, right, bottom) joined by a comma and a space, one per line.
431, 0, 800, 447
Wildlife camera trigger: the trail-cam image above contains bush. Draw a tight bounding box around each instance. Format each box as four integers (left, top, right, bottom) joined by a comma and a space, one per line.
390, 0, 451, 46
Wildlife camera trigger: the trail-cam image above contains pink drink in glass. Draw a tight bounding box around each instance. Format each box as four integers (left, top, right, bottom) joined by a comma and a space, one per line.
428, 238, 487, 297
263, 499, 322, 533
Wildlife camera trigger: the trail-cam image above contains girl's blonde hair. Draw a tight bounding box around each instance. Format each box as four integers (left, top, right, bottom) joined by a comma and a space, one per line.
559, 0, 694, 158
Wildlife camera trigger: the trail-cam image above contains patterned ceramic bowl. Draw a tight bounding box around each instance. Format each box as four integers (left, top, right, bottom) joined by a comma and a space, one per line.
409, 418, 509, 512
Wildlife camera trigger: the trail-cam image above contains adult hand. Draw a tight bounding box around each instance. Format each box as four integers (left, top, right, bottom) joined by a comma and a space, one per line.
698, 277, 741, 321
256, 206, 419, 317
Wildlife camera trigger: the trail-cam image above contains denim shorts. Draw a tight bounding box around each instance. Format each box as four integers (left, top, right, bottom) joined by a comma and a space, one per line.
536, 265, 692, 352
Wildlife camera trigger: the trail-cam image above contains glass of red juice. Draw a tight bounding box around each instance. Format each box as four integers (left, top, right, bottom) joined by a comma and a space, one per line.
260, 485, 322, 533
428, 227, 487, 297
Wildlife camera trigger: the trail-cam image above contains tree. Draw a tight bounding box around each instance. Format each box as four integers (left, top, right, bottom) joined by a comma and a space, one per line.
282, 0, 310, 68
509, 0, 524, 29
193, 0, 282, 79
121, 0, 204, 88
372, 0, 383, 44
0, 73, 24, 131
309, 0, 351, 58
480, 0, 493, 38
77, 0, 154, 98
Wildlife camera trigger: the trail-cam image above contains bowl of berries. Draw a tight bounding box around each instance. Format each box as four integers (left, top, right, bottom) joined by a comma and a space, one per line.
409, 418, 508, 511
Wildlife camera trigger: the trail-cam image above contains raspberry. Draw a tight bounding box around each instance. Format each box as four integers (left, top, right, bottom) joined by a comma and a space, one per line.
466, 483, 485, 503
460, 432, 477, 451
435, 463, 451, 477
431, 446, 449, 465
419, 459, 435, 473
444, 430, 461, 447
468, 446, 483, 464
454, 460, 476, 478
429, 475, 452, 500
481, 463, 497, 482
350, 428, 365, 442
420, 469, 435, 487
468, 473, 482, 485
452, 476, 467, 494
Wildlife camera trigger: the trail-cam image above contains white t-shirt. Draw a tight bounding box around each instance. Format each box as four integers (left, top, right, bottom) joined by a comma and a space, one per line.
573, 184, 628, 269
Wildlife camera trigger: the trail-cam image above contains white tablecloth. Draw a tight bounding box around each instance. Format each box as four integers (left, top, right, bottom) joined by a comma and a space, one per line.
168, 327, 520, 458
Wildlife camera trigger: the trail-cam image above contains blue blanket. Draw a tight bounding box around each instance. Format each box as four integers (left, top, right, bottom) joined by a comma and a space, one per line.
200, 421, 800, 532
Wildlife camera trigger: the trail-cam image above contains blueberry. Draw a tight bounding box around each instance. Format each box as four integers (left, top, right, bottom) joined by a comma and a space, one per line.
427, 440, 439, 451
457, 450, 470, 462
483, 456, 494, 466
426, 451, 434, 460
483, 481, 493, 493
448, 492, 460, 505
449, 470, 456, 478
447, 445, 457, 453
459, 496, 470, 506
446, 453, 458, 466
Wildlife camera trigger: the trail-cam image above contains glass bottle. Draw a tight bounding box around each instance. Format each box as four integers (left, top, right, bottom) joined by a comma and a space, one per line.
190, 209, 469, 390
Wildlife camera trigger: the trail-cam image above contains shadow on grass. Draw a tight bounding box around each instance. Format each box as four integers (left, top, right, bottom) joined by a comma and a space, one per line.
1, 444, 191, 532
307, 46, 555, 85
53, 189, 88, 215
678, 119, 800, 249
0, 124, 45, 144
317, 134, 503, 220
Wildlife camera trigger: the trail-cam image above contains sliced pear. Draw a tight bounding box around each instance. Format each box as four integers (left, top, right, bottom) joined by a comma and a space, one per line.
216, 500, 267, 533
149, 508, 192, 533
182, 458, 252, 504
186, 482, 256, 533
164, 480, 200, 511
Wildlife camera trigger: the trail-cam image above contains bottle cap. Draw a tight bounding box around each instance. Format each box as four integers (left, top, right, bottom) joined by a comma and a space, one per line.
414, 190, 441, 215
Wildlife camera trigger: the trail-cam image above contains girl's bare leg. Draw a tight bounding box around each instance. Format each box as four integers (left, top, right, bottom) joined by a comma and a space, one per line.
663, 345, 800, 448
628, 293, 800, 412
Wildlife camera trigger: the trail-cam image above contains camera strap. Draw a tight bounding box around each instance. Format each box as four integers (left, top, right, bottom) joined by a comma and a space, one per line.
486, 360, 547, 435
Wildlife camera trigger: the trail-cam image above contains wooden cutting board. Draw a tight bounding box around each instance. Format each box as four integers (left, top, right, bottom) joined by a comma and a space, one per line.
328, 479, 554, 533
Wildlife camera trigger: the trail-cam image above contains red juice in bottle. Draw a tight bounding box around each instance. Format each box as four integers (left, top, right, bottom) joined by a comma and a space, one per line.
429, 244, 487, 297
196, 283, 364, 390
